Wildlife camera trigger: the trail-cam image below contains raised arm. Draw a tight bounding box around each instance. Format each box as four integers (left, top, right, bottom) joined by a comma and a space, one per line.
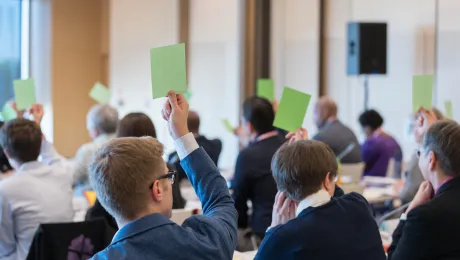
161, 91, 237, 254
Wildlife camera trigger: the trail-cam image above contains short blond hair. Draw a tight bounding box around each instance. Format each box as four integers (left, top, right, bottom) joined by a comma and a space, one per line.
89, 137, 164, 221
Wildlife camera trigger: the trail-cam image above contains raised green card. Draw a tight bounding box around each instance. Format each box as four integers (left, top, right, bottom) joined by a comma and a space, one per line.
257, 79, 274, 101
445, 100, 453, 119
89, 82, 111, 104
13, 78, 36, 110
412, 75, 433, 112
150, 43, 187, 99
273, 87, 311, 132
222, 119, 234, 133
1, 103, 17, 121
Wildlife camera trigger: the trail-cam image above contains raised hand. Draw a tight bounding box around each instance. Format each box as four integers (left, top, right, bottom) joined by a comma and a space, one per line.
415, 108, 438, 139
406, 180, 433, 214
285, 128, 308, 144
29, 104, 44, 126
9, 101, 26, 118
161, 91, 189, 140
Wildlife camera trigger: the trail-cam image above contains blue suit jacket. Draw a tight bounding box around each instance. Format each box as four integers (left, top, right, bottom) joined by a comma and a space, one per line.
255, 192, 386, 260
91, 148, 238, 260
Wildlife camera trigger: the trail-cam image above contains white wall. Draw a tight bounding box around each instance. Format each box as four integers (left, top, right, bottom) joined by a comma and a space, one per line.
110, 0, 179, 152
271, 0, 319, 134
437, 0, 460, 119
325, 0, 436, 160
188, 0, 243, 168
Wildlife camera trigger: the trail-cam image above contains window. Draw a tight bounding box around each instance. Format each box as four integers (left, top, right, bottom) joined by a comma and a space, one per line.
0, 0, 30, 108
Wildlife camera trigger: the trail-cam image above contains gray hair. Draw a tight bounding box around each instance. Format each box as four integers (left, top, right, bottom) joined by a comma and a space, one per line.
423, 120, 460, 177
86, 104, 119, 134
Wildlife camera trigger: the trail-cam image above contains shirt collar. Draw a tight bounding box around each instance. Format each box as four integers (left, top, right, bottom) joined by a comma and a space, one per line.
112, 213, 174, 244
95, 133, 115, 143
254, 130, 278, 143
296, 189, 331, 217
19, 161, 44, 171
435, 177, 454, 195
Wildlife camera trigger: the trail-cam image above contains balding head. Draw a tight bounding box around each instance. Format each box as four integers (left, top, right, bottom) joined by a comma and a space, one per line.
188, 111, 200, 134
314, 96, 338, 128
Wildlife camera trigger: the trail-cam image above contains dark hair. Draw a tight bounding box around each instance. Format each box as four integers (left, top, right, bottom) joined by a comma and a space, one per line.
423, 120, 460, 177
243, 97, 275, 134
271, 140, 338, 201
359, 109, 384, 130
188, 111, 200, 134
0, 118, 42, 163
116, 113, 157, 138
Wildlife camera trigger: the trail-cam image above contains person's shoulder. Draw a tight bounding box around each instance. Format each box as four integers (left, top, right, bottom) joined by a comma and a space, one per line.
337, 192, 371, 207
0, 174, 24, 193
407, 198, 447, 222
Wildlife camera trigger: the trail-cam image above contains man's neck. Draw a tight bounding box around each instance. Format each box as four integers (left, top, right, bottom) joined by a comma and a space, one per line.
432, 172, 453, 194
116, 209, 165, 230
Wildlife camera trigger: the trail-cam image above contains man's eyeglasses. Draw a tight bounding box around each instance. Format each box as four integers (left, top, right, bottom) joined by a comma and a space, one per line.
149, 170, 177, 189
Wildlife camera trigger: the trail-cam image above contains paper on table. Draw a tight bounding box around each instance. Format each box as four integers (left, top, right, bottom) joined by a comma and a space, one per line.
1, 103, 17, 121
444, 100, 453, 119
412, 75, 433, 112
89, 82, 111, 104
150, 43, 187, 99
273, 87, 311, 132
257, 79, 274, 101
13, 78, 36, 110
222, 119, 234, 133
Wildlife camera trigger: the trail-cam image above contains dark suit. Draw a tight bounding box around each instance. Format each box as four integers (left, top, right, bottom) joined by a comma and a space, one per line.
232, 134, 284, 239
91, 148, 237, 260
169, 135, 222, 182
255, 192, 386, 260
388, 177, 460, 260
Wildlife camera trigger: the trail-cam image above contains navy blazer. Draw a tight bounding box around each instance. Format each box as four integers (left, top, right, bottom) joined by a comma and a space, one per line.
388, 177, 460, 260
91, 148, 238, 260
255, 192, 386, 260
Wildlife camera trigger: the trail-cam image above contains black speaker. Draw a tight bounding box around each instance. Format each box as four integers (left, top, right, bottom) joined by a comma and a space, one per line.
347, 22, 387, 75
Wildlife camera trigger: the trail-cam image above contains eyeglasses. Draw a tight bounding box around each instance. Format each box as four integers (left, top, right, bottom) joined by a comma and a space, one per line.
149, 170, 177, 189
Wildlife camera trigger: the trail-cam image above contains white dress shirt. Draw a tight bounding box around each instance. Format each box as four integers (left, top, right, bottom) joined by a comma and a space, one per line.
174, 132, 200, 160
296, 189, 332, 217
0, 140, 74, 260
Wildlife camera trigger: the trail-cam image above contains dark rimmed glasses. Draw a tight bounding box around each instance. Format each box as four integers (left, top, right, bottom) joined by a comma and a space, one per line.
149, 170, 177, 189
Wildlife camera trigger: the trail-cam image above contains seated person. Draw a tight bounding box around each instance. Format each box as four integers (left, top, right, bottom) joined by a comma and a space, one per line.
231, 97, 284, 246
399, 108, 443, 203
312, 96, 362, 163
255, 130, 386, 260
359, 109, 403, 177
73, 104, 118, 189
388, 111, 460, 259
0, 104, 74, 259
86, 112, 186, 230
89, 92, 237, 259
0, 121, 13, 174
168, 111, 222, 181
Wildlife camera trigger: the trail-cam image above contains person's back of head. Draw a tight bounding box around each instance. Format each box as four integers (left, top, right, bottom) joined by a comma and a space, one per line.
116, 112, 156, 138
86, 104, 119, 139
421, 120, 460, 179
0, 118, 42, 169
242, 97, 275, 136
89, 137, 172, 227
314, 96, 338, 128
358, 109, 384, 137
272, 140, 338, 201
187, 111, 200, 135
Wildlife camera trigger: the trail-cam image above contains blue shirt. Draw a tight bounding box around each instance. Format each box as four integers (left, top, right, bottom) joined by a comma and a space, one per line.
0, 140, 74, 260
91, 134, 238, 260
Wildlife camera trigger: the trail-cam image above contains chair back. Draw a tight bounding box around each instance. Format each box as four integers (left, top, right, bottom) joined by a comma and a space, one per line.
340, 162, 365, 183
26, 219, 115, 260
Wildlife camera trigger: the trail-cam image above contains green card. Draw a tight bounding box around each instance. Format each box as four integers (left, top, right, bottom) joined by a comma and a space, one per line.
13, 78, 36, 110
184, 89, 192, 102
222, 119, 234, 133
412, 75, 433, 112
273, 87, 311, 132
1, 103, 17, 121
257, 79, 274, 101
445, 100, 453, 119
150, 43, 187, 99
89, 82, 111, 104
